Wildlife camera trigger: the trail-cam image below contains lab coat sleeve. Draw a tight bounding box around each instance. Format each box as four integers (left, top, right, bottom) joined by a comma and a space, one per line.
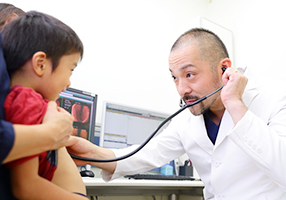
101, 117, 186, 182
229, 105, 286, 191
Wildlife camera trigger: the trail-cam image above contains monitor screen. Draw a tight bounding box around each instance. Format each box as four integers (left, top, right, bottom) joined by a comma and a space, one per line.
100, 101, 171, 149
57, 87, 97, 143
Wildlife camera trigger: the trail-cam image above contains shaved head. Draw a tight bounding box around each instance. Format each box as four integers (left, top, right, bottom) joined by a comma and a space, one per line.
171, 28, 229, 71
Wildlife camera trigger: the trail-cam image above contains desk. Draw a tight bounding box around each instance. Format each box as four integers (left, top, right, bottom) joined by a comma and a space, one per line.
83, 177, 204, 199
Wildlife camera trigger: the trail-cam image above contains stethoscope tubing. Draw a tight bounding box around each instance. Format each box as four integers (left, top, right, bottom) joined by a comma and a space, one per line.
70, 85, 224, 163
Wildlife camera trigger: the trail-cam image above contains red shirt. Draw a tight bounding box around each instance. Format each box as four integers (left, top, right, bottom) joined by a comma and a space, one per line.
5, 85, 57, 181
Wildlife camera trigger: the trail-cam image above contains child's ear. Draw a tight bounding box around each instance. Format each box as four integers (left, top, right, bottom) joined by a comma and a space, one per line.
32, 52, 48, 77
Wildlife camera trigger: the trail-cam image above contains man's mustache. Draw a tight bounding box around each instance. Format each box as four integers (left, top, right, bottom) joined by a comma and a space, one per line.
182, 94, 200, 102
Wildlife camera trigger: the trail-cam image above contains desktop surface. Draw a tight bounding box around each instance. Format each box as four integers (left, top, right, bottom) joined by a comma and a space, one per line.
83, 177, 204, 197
83, 177, 203, 186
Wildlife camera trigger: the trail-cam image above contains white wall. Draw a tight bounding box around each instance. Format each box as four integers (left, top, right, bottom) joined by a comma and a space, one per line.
6, 0, 286, 124
7, 0, 208, 123
205, 0, 286, 80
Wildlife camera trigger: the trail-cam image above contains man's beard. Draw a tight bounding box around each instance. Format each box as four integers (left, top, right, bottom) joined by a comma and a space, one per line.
183, 92, 220, 116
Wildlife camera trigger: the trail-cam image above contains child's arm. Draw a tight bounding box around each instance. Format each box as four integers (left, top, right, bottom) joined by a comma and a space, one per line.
52, 146, 86, 195
9, 156, 87, 200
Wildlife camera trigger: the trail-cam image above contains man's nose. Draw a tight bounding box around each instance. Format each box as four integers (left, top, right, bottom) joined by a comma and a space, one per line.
177, 79, 192, 97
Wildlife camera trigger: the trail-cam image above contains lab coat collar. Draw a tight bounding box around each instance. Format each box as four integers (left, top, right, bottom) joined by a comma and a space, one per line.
190, 110, 235, 154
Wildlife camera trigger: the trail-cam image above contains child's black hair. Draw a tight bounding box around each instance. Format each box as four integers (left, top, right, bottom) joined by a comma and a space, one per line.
2, 11, 84, 76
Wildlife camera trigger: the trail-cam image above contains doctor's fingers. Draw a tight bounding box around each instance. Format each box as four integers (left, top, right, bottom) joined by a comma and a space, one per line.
221, 68, 248, 101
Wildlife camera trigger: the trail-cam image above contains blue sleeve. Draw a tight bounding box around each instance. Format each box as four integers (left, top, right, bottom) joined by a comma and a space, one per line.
0, 33, 15, 163
0, 120, 14, 163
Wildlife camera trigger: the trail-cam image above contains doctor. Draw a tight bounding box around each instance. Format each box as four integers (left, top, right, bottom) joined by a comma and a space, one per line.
67, 28, 286, 199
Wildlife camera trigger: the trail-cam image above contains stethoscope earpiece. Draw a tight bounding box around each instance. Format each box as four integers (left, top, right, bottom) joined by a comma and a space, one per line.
222, 67, 226, 73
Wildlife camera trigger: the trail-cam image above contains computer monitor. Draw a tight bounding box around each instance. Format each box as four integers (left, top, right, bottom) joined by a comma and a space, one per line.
57, 87, 97, 143
100, 101, 171, 149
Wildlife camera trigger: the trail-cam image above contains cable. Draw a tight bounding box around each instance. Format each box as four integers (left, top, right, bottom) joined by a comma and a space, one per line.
70, 85, 224, 163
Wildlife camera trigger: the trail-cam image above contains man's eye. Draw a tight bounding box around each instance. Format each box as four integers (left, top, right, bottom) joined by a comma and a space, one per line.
172, 75, 177, 81
187, 73, 193, 78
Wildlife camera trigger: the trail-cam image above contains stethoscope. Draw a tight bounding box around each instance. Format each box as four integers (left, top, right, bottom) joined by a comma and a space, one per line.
69, 85, 224, 163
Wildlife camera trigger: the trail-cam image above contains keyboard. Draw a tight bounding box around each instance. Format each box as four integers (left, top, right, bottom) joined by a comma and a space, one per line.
124, 174, 195, 181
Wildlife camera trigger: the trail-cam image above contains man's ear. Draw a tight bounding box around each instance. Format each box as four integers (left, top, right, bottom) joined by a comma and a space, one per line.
32, 52, 48, 77
220, 58, 232, 73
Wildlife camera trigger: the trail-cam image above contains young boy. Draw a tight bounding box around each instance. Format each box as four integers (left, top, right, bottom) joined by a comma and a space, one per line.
2, 11, 87, 199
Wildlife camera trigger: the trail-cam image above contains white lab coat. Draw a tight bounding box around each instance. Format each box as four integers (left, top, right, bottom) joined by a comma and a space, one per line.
102, 66, 286, 200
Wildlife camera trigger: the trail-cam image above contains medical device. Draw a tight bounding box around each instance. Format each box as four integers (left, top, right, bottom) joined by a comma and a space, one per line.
58, 87, 97, 143
100, 101, 171, 149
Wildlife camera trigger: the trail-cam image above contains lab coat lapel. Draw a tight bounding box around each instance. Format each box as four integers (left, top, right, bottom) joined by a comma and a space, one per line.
214, 110, 233, 148
191, 115, 214, 155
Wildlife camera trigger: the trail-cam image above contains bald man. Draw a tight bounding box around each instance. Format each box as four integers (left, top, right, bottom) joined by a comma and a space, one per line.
67, 28, 286, 199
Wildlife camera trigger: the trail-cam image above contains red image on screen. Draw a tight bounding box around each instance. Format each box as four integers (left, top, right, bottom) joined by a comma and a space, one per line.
72, 104, 90, 123
72, 128, 87, 139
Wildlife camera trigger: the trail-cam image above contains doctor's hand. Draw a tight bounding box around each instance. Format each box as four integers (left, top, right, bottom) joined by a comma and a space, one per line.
221, 67, 248, 125
66, 136, 95, 166
66, 136, 117, 173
